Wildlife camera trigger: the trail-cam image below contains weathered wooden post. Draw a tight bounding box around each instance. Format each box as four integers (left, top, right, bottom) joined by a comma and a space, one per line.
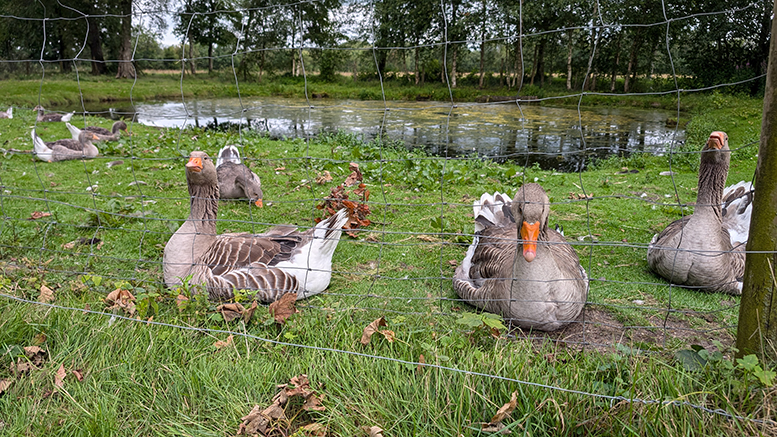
735, 0, 777, 359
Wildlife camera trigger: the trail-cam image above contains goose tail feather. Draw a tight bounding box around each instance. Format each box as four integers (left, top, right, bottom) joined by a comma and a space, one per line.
31, 130, 52, 161
216, 145, 241, 167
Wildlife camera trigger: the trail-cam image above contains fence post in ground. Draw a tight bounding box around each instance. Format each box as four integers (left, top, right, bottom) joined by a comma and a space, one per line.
736, 0, 777, 359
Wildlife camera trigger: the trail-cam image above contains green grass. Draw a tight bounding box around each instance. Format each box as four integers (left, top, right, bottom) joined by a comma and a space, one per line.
0, 88, 775, 435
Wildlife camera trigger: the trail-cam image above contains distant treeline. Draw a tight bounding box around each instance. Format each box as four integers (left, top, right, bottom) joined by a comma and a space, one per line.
0, 0, 771, 95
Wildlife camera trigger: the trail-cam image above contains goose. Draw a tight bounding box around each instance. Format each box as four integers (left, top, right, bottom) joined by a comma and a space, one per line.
647, 131, 744, 295
34, 105, 74, 122
163, 150, 349, 302
453, 184, 588, 331
215, 145, 263, 207
0, 107, 12, 119
66, 121, 128, 142
721, 180, 753, 246
31, 129, 101, 162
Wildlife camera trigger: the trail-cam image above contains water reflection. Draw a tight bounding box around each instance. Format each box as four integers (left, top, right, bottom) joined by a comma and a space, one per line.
63, 97, 684, 172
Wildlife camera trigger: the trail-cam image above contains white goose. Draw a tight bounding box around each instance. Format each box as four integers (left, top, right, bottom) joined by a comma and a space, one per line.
31, 129, 101, 162
0, 107, 12, 119
163, 151, 349, 302
215, 145, 263, 207
721, 180, 753, 246
453, 184, 588, 331
647, 131, 745, 295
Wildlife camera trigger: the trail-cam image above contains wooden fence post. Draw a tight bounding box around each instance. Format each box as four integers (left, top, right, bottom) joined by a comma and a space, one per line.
736, 0, 777, 359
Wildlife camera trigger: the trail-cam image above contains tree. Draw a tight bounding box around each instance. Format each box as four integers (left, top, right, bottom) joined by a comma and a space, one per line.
115, 0, 135, 78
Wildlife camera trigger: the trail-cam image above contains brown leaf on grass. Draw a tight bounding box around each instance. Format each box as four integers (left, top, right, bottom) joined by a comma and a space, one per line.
486, 390, 519, 427
315, 170, 333, 184
71, 369, 84, 381
243, 301, 258, 324
300, 422, 327, 436
213, 335, 234, 350
62, 237, 103, 250
362, 425, 384, 437
28, 211, 51, 220
175, 294, 188, 311
269, 292, 298, 324
360, 317, 387, 345
417, 234, 441, 243
481, 422, 509, 433
237, 374, 325, 436
0, 379, 11, 396
105, 288, 136, 315
217, 303, 245, 322
38, 284, 55, 304
54, 364, 67, 388
448, 259, 458, 267
417, 354, 426, 374
343, 162, 363, 187
32, 333, 47, 345
12, 346, 48, 375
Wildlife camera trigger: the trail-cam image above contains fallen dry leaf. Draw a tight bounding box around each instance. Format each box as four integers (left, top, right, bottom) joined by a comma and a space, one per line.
71, 369, 84, 381
417, 234, 440, 243
175, 294, 188, 310
62, 237, 103, 250
363, 425, 384, 437
315, 170, 333, 184
243, 301, 258, 323
486, 390, 519, 427
0, 379, 11, 396
343, 162, 363, 187
379, 329, 396, 343
417, 354, 426, 374
300, 422, 327, 436
38, 284, 55, 304
12, 346, 48, 375
32, 333, 47, 345
269, 292, 298, 324
217, 303, 245, 322
360, 317, 387, 345
54, 364, 67, 388
105, 288, 136, 315
29, 211, 51, 220
237, 374, 325, 436
214, 334, 234, 350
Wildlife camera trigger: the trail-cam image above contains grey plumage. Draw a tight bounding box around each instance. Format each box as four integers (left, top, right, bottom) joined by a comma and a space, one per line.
216, 145, 263, 207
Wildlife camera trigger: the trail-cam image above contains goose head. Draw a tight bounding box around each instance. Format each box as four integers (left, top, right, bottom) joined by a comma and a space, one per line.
186, 151, 218, 185
113, 121, 129, 135
511, 183, 550, 262
701, 131, 730, 166
79, 131, 100, 144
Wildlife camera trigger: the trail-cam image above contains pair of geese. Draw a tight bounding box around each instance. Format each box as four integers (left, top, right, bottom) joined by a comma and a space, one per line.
165, 131, 752, 332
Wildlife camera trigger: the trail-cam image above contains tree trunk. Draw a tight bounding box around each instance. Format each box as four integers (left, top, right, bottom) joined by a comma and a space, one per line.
115, 0, 135, 79
624, 30, 641, 93
610, 34, 621, 92
59, 37, 71, 73
189, 41, 196, 75
87, 16, 106, 75
478, 0, 487, 89
451, 45, 458, 88
566, 32, 573, 90
529, 43, 538, 86
536, 39, 545, 87
736, 0, 777, 359
208, 43, 213, 73
414, 45, 420, 85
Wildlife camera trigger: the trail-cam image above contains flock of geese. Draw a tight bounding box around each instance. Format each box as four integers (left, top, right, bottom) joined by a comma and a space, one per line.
10, 106, 756, 331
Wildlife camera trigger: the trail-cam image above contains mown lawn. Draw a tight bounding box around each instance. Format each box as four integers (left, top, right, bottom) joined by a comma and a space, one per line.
0, 89, 774, 435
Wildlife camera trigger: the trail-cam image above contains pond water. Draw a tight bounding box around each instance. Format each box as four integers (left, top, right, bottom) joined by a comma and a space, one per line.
64, 97, 685, 172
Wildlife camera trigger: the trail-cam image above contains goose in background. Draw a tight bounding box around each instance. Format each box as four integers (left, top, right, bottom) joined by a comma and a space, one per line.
721, 180, 753, 246
66, 121, 129, 142
0, 107, 12, 119
453, 184, 588, 331
163, 151, 348, 302
215, 145, 263, 207
34, 105, 73, 122
647, 131, 744, 295
32, 129, 101, 162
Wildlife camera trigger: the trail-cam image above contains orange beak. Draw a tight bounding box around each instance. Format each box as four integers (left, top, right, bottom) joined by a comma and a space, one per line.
707, 131, 726, 150
520, 221, 540, 262
186, 156, 203, 172
254, 199, 263, 208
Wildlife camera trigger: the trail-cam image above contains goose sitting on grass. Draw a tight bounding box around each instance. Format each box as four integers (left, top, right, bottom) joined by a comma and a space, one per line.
31, 129, 101, 162
647, 131, 745, 295
721, 180, 753, 246
66, 121, 129, 142
0, 107, 12, 119
453, 184, 588, 331
163, 150, 349, 302
215, 145, 263, 207
34, 105, 74, 122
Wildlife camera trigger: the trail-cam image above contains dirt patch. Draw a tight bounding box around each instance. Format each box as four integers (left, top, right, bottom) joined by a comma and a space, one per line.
511, 306, 735, 353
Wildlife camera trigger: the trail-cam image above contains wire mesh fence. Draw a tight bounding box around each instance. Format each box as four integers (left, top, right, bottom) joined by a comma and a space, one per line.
0, 0, 774, 432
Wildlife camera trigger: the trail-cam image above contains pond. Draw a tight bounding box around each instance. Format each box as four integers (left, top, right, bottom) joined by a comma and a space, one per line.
64, 97, 685, 172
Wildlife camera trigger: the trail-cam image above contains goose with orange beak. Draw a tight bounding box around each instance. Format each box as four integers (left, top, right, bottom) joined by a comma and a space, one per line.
453, 183, 588, 331
163, 151, 349, 302
647, 131, 745, 295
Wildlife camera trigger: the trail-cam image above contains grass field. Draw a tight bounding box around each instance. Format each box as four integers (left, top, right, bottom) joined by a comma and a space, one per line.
0, 86, 775, 435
